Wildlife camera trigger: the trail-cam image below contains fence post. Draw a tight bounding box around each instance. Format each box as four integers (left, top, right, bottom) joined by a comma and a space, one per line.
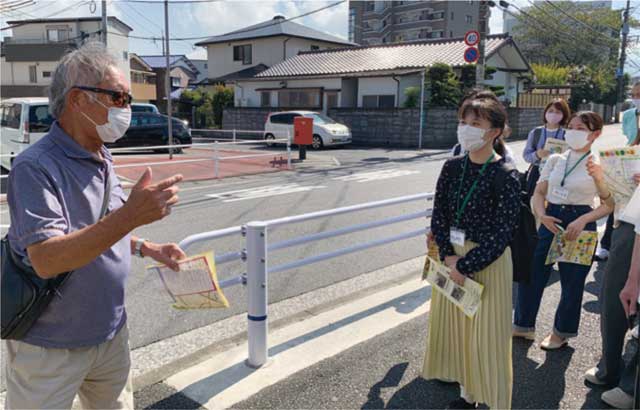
233, 129, 237, 143
246, 222, 269, 368
286, 130, 292, 170
214, 140, 220, 179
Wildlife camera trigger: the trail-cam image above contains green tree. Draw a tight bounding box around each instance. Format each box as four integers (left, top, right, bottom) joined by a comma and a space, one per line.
211, 85, 234, 127
426, 63, 462, 107
511, 1, 635, 67
532, 63, 571, 85
403, 86, 420, 108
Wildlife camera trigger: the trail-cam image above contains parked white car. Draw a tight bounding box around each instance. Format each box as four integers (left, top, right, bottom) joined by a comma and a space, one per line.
0, 97, 53, 171
264, 111, 351, 149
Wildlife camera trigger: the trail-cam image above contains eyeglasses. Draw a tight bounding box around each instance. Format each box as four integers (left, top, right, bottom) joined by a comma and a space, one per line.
74, 86, 133, 108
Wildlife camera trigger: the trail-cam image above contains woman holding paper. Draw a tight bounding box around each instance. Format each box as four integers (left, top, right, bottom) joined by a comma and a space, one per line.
513, 111, 612, 350
522, 99, 571, 200
424, 95, 520, 409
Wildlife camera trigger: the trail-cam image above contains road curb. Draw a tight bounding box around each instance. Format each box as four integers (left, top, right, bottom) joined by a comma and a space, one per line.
131, 257, 425, 392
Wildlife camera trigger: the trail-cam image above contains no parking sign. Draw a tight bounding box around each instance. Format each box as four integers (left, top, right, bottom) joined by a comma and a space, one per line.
464, 47, 479, 63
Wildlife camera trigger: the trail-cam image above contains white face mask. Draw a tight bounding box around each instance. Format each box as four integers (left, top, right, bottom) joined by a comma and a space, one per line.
545, 112, 563, 125
632, 99, 640, 110
81, 94, 131, 143
564, 129, 591, 151
457, 124, 489, 152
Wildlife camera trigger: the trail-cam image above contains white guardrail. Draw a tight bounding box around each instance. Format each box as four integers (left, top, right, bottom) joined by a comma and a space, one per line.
0, 129, 291, 180
178, 192, 434, 368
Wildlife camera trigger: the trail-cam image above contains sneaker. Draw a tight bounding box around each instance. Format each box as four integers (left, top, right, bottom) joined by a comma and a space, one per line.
595, 247, 610, 261
632, 325, 639, 339
446, 397, 477, 409
601, 387, 633, 409
584, 367, 607, 386
540, 334, 568, 350
512, 329, 535, 341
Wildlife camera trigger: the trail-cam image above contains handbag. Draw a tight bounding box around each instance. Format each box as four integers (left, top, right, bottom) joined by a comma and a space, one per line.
1, 172, 111, 340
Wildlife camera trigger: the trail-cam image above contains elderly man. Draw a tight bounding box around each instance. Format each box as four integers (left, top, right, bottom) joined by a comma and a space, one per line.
4, 42, 185, 409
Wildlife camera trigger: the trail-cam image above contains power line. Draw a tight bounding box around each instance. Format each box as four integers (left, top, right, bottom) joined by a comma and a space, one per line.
1, 0, 90, 31
543, 0, 620, 42
0, 0, 35, 12
108, 0, 346, 43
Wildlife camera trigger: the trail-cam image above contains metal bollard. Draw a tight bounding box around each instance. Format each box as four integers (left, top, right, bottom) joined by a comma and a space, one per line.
246, 222, 269, 368
233, 129, 237, 143
214, 140, 220, 179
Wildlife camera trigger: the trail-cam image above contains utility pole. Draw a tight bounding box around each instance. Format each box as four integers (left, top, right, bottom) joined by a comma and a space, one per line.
101, 0, 107, 45
616, 0, 631, 123
164, 0, 173, 159
476, 0, 489, 88
161, 30, 165, 56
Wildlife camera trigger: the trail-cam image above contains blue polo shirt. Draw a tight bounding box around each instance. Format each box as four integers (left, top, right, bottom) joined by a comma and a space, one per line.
7, 121, 131, 348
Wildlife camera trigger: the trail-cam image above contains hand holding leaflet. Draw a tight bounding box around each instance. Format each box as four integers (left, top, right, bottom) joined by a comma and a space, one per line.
424, 256, 484, 317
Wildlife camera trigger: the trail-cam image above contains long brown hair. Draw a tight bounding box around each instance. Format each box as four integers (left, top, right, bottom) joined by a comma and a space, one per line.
458, 96, 509, 158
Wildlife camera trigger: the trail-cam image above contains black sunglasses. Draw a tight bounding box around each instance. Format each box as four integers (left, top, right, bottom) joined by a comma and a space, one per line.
74, 86, 133, 107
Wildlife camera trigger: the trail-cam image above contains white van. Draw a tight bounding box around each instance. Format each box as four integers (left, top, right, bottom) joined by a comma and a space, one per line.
264, 111, 351, 149
0, 97, 53, 171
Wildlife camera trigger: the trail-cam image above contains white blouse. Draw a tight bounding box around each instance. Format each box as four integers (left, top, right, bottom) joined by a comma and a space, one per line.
539, 150, 598, 206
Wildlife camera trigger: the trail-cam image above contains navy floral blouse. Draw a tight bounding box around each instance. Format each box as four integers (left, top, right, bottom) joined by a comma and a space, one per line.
431, 156, 520, 276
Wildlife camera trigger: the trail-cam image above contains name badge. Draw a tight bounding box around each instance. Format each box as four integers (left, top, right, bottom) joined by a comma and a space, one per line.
450, 228, 466, 246
552, 186, 570, 201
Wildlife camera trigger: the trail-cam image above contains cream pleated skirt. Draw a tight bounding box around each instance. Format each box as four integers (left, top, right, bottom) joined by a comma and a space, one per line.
422, 241, 513, 409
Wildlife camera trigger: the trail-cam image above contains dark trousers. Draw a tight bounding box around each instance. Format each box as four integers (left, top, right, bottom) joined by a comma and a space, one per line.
596, 222, 637, 394
514, 203, 596, 338
600, 213, 615, 251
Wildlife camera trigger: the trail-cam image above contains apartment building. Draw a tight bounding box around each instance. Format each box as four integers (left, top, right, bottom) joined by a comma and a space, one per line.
1, 16, 132, 98
348, 0, 481, 45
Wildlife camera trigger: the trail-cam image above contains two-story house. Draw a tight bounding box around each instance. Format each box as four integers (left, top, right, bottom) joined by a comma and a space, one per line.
194, 15, 354, 96
129, 53, 157, 103
139, 55, 204, 111
1, 16, 132, 98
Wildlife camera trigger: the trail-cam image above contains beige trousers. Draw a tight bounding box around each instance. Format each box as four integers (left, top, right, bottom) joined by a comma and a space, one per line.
4, 326, 133, 410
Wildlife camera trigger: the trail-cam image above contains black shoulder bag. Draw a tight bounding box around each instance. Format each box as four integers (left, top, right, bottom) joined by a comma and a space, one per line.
1, 172, 111, 340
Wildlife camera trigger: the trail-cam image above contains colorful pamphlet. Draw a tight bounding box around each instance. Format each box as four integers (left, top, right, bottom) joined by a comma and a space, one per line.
424, 256, 484, 318
598, 146, 640, 204
545, 227, 598, 266
544, 138, 569, 155
148, 251, 229, 310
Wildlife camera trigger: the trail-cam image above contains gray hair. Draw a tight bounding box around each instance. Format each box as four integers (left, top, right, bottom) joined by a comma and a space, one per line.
47, 41, 119, 119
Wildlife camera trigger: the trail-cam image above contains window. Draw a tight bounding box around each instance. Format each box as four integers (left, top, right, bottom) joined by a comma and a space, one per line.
418, 29, 429, 39
365, 1, 375, 11
420, 10, 429, 20
204, 63, 208, 69
396, 33, 405, 42
310, 45, 320, 50
261, 91, 271, 107
171, 77, 180, 87
278, 89, 321, 108
326, 93, 339, 109
466, 15, 473, 23
42, 71, 52, 78
362, 95, 395, 108
122, 51, 128, 61
233, 44, 252, 64
28, 105, 53, 133
431, 11, 445, 20
29, 66, 37, 83
270, 113, 299, 124
46, 27, 69, 42
450, 31, 453, 37
430, 30, 443, 39
1, 104, 21, 129
451, 11, 454, 20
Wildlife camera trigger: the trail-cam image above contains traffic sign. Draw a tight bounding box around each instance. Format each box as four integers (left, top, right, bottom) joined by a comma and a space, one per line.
464, 47, 479, 63
464, 30, 480, 46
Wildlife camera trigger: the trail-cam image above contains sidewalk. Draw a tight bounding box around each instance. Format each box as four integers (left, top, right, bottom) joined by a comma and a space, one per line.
134, 258, 634, 410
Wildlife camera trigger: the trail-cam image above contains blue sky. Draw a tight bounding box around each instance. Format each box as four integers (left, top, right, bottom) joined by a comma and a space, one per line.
1, 0, 638, 75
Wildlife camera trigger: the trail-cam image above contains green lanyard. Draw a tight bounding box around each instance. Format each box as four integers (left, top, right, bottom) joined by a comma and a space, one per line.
454, 153, 495, 226
561, 151, 590, 187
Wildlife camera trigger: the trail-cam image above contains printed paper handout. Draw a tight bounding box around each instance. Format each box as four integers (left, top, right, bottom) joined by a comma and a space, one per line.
148, 252, 229, 310
422, 235, 440, 281
545, 227, 598, 266
539, 139, 569, 169
424, 256, 484, 318
598, 146, 640, 204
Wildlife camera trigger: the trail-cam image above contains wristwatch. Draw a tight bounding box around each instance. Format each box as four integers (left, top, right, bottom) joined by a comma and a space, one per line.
134, 238, 148, 258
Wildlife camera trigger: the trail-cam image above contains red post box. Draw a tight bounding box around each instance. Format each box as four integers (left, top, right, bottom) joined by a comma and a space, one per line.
294, 117, 313, 145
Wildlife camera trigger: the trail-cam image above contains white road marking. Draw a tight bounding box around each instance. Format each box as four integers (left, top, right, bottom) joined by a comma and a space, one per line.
206, 184, 326, 202
166, 279, 430, 409
333, 168, 420, 183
